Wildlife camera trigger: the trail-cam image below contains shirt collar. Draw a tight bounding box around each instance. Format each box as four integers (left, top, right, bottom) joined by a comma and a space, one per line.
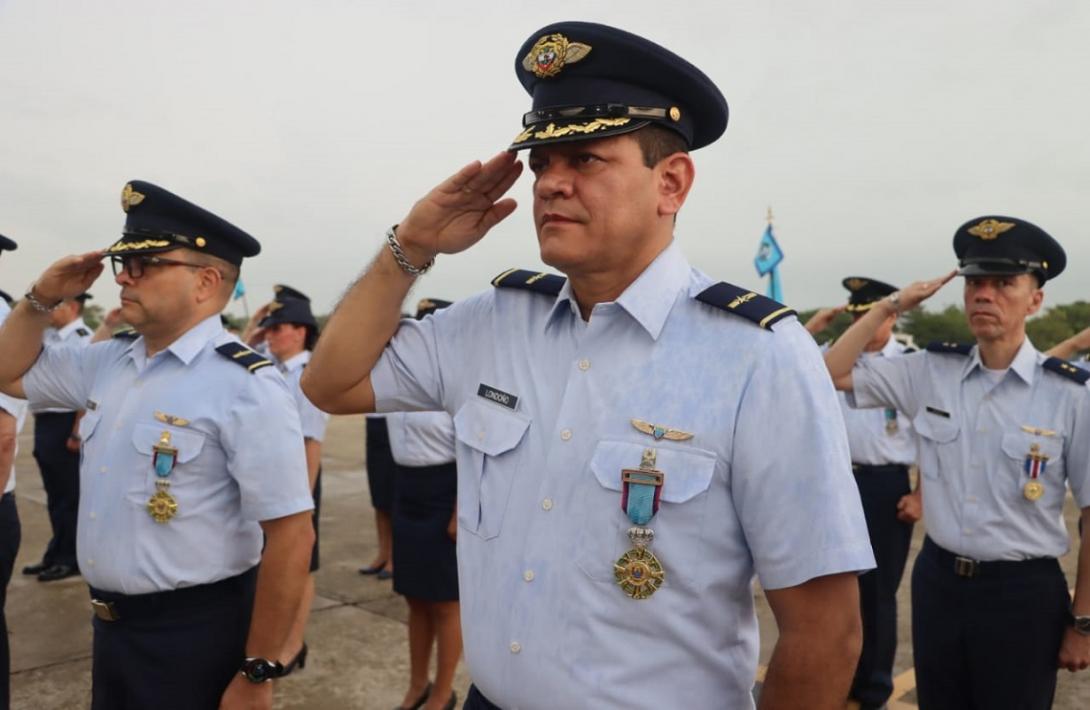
962, 337, 1039, 385
278, 350, 310, 372
56, 318, 88, 339
545, 241, 691, 340
128, 314, 224, 368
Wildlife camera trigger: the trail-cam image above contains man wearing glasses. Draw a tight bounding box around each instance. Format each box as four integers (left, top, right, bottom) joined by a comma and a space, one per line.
0, 181, 314, 710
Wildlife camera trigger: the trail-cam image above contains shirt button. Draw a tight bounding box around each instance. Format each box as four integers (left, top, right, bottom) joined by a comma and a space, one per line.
477, 430, 486, 441
578, 359, 591, 371
86, 559, 94, 567
89, 512, 96, 520
560, 429, 572, 441
99, 466, 108, 474
509, 642, 522, 654
963, 528, 973, 535
542, 498, 553, 511
523, 570, 535, 582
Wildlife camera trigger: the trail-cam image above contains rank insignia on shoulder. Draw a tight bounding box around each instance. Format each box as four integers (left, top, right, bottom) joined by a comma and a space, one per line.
112, 327, 139, 340
491, 268, 566, 297
76, 327, 91, 337
215, 342, 274, 373
631, 419, 693, 442
694, 282, 795, 330
925, 341, 973, 355
1042, 357, 1090, 385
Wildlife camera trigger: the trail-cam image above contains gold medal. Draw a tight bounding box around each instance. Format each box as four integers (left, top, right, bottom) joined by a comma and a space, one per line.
147, 483, 178, 523
614, 546, 665, 600
1023, 480, 1044, 501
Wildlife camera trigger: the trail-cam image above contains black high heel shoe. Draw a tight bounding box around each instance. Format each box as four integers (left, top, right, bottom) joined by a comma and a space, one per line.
359, 561, 389, 575
394, 682, 431, 710
280, 643, 308, 676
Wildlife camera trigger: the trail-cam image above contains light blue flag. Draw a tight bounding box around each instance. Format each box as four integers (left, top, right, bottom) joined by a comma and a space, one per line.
754, 224, 785, 302
232, 278, 246, 301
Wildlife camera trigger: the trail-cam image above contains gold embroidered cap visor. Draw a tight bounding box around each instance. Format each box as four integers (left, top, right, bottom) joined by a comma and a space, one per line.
104, 180, 260, 267
953, 215, 1065, 283
510, 22, 728, 151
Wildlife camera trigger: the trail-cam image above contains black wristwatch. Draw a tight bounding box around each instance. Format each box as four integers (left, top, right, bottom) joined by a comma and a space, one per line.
239, 657, 283, 683
1072, 614, 1090, 636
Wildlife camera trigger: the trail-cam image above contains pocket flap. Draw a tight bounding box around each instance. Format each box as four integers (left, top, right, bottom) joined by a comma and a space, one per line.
912, 410, 960, 443
1000, 431, 1062, 462
589, 440, 717, 504
453, 400, 530, 457
130, 422, 206, 464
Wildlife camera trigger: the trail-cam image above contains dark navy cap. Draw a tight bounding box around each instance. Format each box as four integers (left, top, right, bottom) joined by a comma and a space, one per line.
74, 292, 93, 303
954, 216, 1064, 284
104, 181, 260, 267
842, 277, 898, 313
273, 284, 310, 303
415, 298, 452, 319
0, 233, 16, 252
510, 21, 728, 151
260, 296, 318, 330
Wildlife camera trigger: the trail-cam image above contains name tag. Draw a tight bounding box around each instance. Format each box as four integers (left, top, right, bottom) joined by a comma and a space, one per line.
925, 406, 951, 418
477, 383, 518, 411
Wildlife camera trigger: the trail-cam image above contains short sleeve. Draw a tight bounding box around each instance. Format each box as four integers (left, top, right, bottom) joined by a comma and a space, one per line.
291, 374, 329, 442
1065, 385, 1090, 509
732, 322, 875, 590
0, 392, 26, 421
849, 351, 925, 418
222, 371, 314, 521
23, 342, 98, 411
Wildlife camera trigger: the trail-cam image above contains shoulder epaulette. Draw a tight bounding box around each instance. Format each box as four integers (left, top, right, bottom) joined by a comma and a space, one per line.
0, 289, 11, 306
694, 282, 795, 330
112, 327, 138, 340
903, 346, 918, 354
491, 268, 566, 297
215, 342, 274, 374
1042, 357, 1090, 385
925, 341, 973, 355
76, 327, 90, 337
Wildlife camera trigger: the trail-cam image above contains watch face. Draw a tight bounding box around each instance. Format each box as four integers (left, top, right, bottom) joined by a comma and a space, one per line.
1076, 616, 1090, 633
243, 658, 277, 682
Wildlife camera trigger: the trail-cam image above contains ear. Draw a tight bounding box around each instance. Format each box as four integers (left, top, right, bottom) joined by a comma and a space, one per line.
1026, 283, 1044, 317
193, 266, 223, 305
655, 152, 695, 218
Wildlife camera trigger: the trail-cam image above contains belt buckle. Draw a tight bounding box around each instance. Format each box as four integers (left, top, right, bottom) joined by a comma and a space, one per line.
953, 556, 979, 578
91, 599, 120, 621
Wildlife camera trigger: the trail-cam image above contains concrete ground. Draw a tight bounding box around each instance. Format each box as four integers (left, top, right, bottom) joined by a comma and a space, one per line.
6, 414, 1090, 708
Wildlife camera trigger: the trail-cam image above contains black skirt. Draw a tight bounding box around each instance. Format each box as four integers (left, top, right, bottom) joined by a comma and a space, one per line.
391, 461, 458, 602
365, 417, 396, 513
309, 469, 322, 573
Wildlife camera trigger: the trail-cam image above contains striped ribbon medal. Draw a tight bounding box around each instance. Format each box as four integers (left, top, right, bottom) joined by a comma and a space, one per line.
1022, 443, 1048, 501
613, 448, 666, 600
147, 431, 180, 522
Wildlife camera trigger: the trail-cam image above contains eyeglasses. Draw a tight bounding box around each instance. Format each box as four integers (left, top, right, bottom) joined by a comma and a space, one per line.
110, 254, 208, 279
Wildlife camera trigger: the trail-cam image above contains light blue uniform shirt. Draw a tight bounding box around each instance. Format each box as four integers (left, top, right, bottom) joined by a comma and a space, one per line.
0, 300, 29, 494
838, 337, 917, 466
34, 316, 93, 414
372, 242, 874, 709
277, 350, 329, 442
851, 338, 1090, 561
386, 411, 455, 467
23, 314, 313, 594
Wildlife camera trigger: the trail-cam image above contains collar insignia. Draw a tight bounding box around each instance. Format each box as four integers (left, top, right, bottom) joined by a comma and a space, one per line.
522, 33, 592, 78
631, 419, 694, 442
967, 218, 1015, 240
121, 183, 145, 213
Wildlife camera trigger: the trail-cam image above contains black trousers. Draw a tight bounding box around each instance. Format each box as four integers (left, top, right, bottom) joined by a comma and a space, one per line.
90, 567, 258, 710
912, 538, 1069, 710
32, 412, 80, 568
0, 493, 20, 710
464, 685, 502, 710
849, 463, 913, 708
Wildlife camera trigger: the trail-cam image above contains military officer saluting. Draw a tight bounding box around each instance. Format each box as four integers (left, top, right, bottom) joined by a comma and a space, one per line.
304, 21, 874, 709
0, 181, 315, 710
825, 217, 1090, 709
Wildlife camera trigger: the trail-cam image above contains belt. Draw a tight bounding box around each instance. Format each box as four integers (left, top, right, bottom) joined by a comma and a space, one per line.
851, 463, 909, 473
922, 537, 1059, 580
90, 566, 257, 622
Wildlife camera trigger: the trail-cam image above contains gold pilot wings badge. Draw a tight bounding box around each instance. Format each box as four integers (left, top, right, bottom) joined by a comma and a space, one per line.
631, 419, 694, 442
154, 411, 191, 427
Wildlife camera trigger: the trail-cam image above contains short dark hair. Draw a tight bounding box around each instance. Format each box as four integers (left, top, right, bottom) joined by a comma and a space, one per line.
632, 125, 689, 168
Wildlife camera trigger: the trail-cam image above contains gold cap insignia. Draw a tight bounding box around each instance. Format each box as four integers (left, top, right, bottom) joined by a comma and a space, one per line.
121, 183, 145, 213
522, 33, 592, 79
195, 237, 207, 247
845, 278, 868, 291
967, 218, 1015, 240
267, 301, 284, 313
669, 107, 681, 122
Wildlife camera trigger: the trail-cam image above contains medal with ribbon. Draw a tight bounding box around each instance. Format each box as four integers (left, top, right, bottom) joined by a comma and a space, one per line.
147, 431, 179, 523
613, 447, 666, 600
1022, 442, 1048, 502
883, 408, 898, 434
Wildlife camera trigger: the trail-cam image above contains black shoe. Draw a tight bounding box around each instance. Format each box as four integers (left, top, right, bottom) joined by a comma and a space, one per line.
280, 643, 308, 676
376, 568, 393, 581
359, 562, 389, 575
395, 682, 431, 710
440, 692, 457, 710
37, 564, 80, 582
22, 561, 49, 575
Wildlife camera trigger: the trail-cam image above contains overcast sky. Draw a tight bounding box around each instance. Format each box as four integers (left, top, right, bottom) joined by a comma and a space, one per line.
2, 0, 1087, 318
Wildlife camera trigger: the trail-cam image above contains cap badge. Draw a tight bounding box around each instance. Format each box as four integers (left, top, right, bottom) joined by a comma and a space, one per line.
522, 33, 592, 79
968, 218, 1015, 240
845, 278, 868, 291
417, 298, 436, 312
121, 183, 145, 213
267, 301, 284, 313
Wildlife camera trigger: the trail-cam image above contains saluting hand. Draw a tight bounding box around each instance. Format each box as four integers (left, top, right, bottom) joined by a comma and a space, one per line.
32, 251, 106, 304
803, 306, 845, 336
893, 269, 958, 313
395, 151, 524, 265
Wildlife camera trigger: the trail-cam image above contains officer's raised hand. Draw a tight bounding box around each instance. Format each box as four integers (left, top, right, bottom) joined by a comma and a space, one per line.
890, 269, 958, 313
394, 151, 524, 266
29, 251, 105, 305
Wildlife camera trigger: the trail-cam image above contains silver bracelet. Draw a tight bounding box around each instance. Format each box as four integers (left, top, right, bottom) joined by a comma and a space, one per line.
23, 286, 62, 313
385, 224, 434, 276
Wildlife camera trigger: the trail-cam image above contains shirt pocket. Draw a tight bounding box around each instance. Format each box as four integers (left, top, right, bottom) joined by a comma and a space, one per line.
999, 431, 1064, 504
911, 410, 960, 482
576, 439, 718, 587
126, 422, 208, 508
452, 399, 531, 540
